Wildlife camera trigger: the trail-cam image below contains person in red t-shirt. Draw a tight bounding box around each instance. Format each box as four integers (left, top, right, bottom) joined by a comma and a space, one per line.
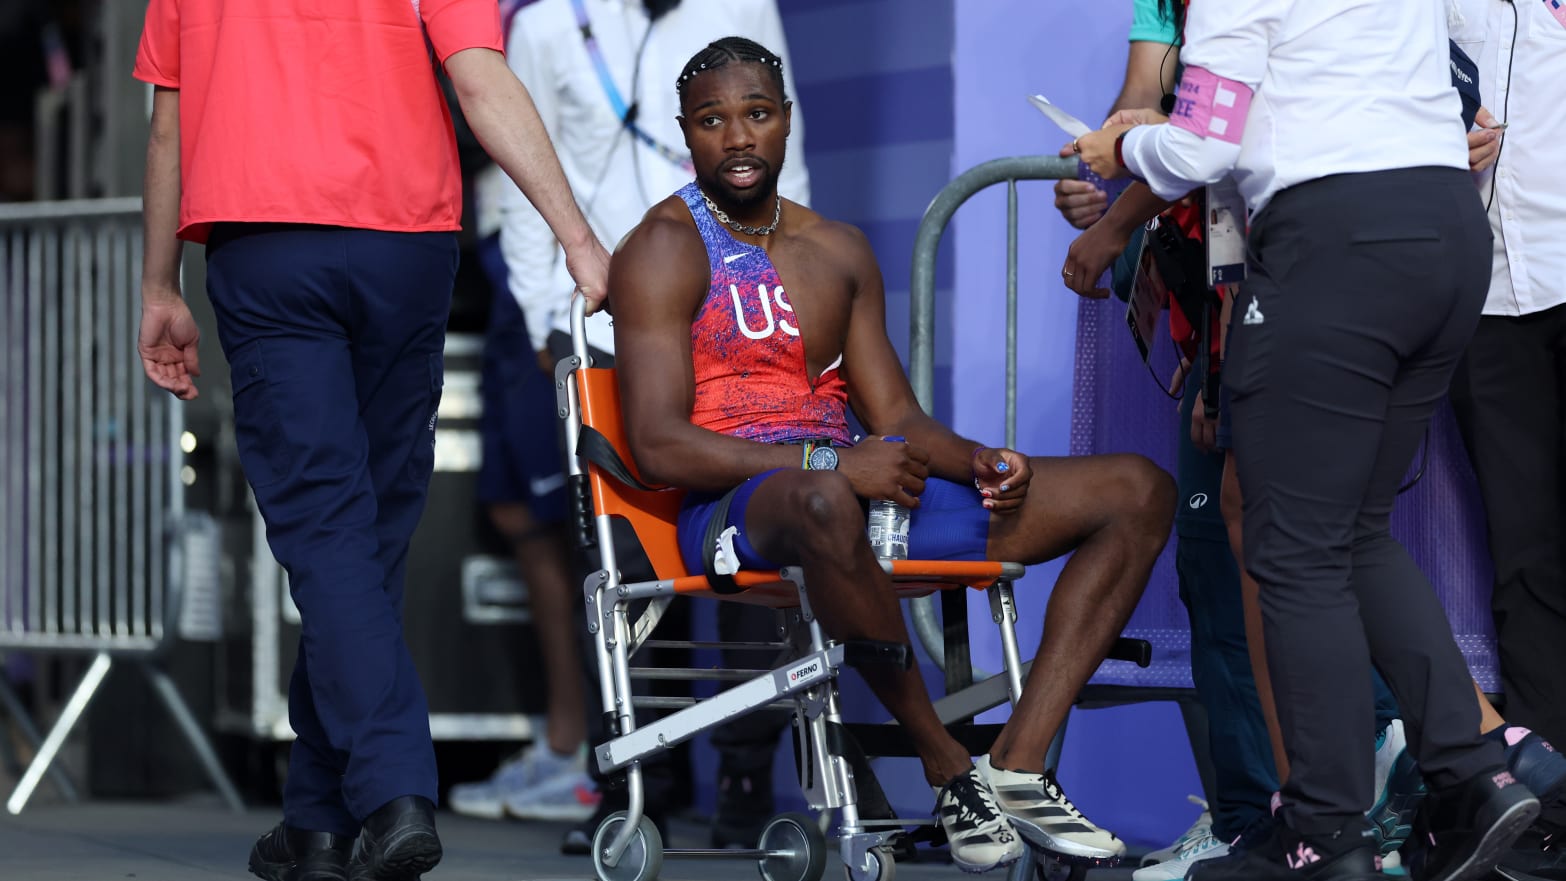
131, 3, 609, 880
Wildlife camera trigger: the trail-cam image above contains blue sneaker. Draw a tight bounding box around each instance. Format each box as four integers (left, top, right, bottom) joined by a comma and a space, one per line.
1502, 727, 1566, 804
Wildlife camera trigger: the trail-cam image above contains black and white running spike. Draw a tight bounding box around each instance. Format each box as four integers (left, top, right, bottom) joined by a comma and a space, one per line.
933, 765, 1026, 873
979, 755, 1126, 864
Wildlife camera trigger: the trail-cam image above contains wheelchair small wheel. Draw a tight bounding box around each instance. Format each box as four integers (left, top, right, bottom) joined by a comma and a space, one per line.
758, 812, 827, 881
845, 846, 896, 881
591, 810, 663, 881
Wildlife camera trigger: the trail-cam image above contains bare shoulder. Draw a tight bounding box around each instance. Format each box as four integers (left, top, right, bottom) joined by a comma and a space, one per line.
786, 206, 878, 289
610, 196, 710, 318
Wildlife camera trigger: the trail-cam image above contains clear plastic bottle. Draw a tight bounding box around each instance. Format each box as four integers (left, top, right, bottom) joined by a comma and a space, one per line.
866, 436, 911, 560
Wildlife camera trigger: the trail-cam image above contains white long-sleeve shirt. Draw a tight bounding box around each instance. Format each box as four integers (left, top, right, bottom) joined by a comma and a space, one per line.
1450, 0, 1566, 317
1121, 0, 1468, 217
495, 0, 810, 354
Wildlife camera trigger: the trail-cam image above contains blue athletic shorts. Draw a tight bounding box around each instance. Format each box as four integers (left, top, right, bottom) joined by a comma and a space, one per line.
475, 235, 567, 523
677, 471, 993, 576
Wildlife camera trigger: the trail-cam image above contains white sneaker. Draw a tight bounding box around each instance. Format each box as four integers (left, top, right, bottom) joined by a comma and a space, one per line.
447, 741, 589, 820
1141, 795, 1213, 866
933, 765, 1026, 873
447, 747, 547, 819
501, 745, 600, 822
1131, 824, 1229, 880
978, 755, 1125, 863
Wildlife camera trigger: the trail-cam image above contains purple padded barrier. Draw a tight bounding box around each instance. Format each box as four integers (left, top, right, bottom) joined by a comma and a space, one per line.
1069, 297, 1501, 692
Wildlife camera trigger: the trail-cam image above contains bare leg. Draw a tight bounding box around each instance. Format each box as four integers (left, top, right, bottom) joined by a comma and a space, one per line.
741, 471, 973, 787
488, 503, 586, 754
1223, 450, 1290, 784
1475, 680, 1506, 735
983, 454, 1177, 772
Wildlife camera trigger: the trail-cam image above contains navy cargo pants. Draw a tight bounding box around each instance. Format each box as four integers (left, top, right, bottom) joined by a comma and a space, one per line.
206, 223, 457, 836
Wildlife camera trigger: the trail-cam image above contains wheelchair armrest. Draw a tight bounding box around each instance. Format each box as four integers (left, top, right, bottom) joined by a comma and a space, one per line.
841, 640, 914, 672
1108, 637, 1153, 668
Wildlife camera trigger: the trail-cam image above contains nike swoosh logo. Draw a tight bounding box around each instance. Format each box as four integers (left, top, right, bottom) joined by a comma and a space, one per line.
724, 253, 745, 264
529, 473, 566, 497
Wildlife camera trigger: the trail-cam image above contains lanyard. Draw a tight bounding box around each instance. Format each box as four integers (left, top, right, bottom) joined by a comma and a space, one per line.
568, 0, 694, 173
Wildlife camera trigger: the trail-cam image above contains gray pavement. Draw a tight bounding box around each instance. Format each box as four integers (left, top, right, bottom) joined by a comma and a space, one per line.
0, 798, 1143, 881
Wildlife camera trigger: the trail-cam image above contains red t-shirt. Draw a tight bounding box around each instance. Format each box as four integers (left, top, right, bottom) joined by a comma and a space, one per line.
133, 0, 503, 244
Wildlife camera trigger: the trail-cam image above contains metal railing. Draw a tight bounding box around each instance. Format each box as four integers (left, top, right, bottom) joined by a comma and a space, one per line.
0, 198, 242, 814
906, 155, 1078, 671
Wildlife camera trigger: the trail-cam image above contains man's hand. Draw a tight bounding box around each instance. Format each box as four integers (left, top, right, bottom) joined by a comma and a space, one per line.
1191, 388, 1217, 454
1062, 213, 1136, 299
1469, 107, 1504, 174
1077, 124, 1137, 180
972, 447, 1031, 514
837, 436, 929, 509
536, 348, 555, 375
565, 238, 612, 315
1054, 143, 1108, 229
139, 289, 201, 400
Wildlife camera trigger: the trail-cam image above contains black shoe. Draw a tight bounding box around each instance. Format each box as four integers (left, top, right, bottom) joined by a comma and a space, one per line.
710, 765, 775, 849
348, 796, 442, 881
249, 823, 352, 881
560, 787, 668, 856
1402, 769, 1539, 881
1493, 820, 1566, 881
1188, 817, 1383, 881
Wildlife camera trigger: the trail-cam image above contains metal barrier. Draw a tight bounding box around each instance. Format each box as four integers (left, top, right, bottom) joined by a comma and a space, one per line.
0, 198, 242, 814
906, 154, 1078, 672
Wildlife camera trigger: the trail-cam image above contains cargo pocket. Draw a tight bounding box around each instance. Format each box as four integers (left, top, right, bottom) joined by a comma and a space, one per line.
227, 341, 296, 489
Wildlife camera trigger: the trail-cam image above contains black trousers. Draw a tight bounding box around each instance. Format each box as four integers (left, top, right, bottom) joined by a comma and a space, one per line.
1224, 166, 1507, 835
1450, 303, 1566, 751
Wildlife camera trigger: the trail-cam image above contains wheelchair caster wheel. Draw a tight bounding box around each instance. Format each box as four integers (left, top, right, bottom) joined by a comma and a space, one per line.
846, 845, 895, 881
592, 810, 663, 881
758, 812, 827, 881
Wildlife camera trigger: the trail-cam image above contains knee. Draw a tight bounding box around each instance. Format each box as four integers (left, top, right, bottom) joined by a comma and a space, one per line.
1113, 454, 1177, 536
788, 471, 864, 552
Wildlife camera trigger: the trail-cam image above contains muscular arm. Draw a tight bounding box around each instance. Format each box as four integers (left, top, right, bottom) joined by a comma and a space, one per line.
836, 228, 979, 485
612, 216, 799, 492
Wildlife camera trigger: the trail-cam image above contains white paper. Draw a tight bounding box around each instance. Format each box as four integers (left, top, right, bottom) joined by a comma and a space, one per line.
1028, 94, 1092, 139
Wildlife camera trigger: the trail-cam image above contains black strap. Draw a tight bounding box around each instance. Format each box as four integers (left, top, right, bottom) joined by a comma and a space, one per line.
699, 485, 745, 594
576, 425, 658, 492
574, 423, 751, 593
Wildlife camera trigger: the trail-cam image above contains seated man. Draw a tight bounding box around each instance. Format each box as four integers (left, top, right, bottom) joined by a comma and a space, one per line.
607, 36, 1177, 873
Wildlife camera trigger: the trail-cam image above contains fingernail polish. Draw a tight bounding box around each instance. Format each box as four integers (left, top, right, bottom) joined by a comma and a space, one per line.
1000, 485, 1010, 492
995, 462, 1010, 473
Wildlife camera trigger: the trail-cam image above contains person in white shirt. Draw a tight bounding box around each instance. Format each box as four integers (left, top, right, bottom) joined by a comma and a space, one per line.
462, 0, 810, 854
1446, 2, 1566, 841
1074, 2, 1540, 880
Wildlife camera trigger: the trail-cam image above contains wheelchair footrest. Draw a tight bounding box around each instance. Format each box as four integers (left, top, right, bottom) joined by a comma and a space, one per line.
841, 640, 913, 671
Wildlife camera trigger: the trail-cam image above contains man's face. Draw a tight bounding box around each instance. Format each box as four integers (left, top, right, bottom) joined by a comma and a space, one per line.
678, 64, 791, 210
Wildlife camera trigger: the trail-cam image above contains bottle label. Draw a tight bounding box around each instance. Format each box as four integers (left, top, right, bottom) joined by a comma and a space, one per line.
868, 504, 911, 560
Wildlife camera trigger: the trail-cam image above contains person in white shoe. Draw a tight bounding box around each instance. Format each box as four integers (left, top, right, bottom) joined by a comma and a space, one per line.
609, 36, 1178, 871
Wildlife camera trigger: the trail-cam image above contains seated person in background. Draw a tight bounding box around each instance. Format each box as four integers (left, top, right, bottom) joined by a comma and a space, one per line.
607, 36, 1177, 873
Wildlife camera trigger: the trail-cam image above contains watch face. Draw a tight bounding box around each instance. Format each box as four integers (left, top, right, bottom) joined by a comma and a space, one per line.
808, 446, 839, 471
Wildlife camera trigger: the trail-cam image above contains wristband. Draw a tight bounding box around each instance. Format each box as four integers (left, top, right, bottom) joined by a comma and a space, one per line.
1114, 131, 1128, 169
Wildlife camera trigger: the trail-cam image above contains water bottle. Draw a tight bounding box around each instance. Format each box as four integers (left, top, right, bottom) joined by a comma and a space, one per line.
866, 436, 911, 560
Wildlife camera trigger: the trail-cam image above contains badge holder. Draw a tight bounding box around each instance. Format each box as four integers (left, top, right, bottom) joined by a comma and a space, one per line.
1125, 219, 1169, 364
1205, 179, 1248, 287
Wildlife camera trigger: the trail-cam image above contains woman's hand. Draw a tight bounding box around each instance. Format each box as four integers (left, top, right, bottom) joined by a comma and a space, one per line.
1075, 123, 1138, 180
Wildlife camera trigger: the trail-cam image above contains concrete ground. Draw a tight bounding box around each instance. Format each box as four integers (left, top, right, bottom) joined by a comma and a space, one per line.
0, 797, 1144, 881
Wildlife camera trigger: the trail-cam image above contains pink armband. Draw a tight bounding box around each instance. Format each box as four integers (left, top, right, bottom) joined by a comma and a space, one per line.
1170, 66, 1254, 146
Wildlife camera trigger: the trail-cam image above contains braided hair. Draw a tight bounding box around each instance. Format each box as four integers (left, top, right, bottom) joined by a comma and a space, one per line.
675, 36, 786, 104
